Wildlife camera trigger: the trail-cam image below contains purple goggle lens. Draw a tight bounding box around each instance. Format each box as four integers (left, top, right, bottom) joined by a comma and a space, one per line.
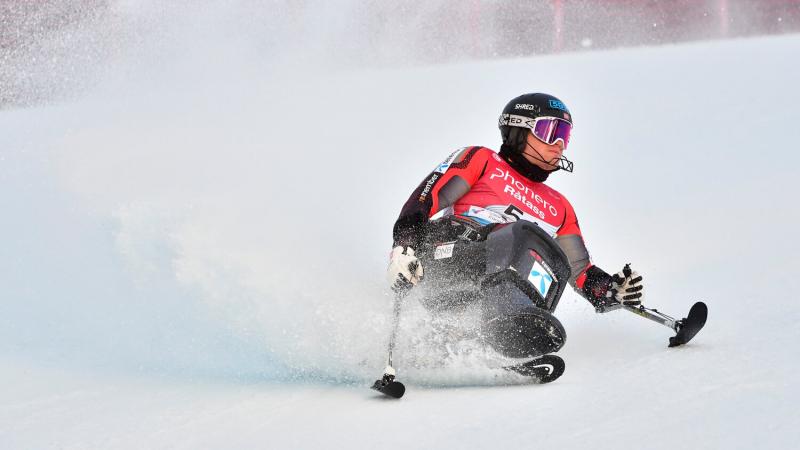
532, 117, 572, 148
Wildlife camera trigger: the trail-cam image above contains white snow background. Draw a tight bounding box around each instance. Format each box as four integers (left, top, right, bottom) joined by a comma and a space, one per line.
2, 2, 799, 449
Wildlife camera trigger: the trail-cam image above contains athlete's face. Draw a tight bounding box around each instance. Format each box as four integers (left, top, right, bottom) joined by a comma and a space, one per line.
523, 130, 564, 170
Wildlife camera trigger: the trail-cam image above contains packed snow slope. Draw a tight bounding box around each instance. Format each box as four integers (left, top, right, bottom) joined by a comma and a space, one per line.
2, 11, 800, 450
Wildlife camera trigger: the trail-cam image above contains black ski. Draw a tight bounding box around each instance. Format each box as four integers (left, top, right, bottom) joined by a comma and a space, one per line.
504, 354, 565, 383
669, 301, 708, 347
371, 373, 406, 398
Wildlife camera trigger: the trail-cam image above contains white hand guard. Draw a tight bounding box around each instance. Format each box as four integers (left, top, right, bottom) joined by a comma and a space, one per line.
608, 264, 644, 306
387, 246, 423, 292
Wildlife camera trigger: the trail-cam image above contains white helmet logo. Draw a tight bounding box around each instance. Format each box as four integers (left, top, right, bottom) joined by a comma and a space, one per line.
514, 104, 541, 112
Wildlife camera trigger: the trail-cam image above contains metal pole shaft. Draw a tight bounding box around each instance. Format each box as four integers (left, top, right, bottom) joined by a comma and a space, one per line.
623, 305, 678, 331
386, 289, 407, 370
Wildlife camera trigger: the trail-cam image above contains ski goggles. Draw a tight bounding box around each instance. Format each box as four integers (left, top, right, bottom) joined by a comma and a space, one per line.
530, 116, 572, 148
500, 114, 573, 148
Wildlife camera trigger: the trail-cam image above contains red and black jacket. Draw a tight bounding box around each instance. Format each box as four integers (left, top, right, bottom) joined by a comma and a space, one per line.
392, 146, 613, 305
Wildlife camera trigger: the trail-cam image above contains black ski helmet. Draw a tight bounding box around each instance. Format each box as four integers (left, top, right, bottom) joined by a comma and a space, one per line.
498, 93, 574, 173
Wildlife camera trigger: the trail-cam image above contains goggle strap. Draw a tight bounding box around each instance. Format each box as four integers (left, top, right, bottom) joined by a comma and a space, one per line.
500, 114, 572, 148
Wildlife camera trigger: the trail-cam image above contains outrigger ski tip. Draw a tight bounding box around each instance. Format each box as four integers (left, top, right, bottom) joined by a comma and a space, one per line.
371, 373, 405, 399
623, 300, 708, 348
668, 301, 708, 347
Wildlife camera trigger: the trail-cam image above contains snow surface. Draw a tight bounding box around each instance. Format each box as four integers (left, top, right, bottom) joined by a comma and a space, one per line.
2, 8, 800, 449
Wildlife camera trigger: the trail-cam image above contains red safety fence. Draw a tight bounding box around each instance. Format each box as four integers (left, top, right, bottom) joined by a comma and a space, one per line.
398, 0, 800, 61
3, 1, 799, 106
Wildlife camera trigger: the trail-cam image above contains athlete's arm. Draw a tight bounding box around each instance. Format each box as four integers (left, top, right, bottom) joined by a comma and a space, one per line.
556, 197, 615, 307
392, 147, 490, 248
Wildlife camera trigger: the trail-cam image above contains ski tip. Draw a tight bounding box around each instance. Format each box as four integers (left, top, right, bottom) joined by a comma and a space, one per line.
531, 354, 565, 384
505, 354, 565, 384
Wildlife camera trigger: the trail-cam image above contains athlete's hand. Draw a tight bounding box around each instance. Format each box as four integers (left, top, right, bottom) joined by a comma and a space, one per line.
608, 264, 644, 306
387, 246, 423, 292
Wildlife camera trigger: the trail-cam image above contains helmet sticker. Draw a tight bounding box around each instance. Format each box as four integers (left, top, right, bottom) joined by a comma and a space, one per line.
548, 99, 569, 112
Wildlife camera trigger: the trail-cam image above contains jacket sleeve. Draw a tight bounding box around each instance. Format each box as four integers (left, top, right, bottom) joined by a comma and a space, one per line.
392, 146, 489, 249
555, 196, 613, 306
